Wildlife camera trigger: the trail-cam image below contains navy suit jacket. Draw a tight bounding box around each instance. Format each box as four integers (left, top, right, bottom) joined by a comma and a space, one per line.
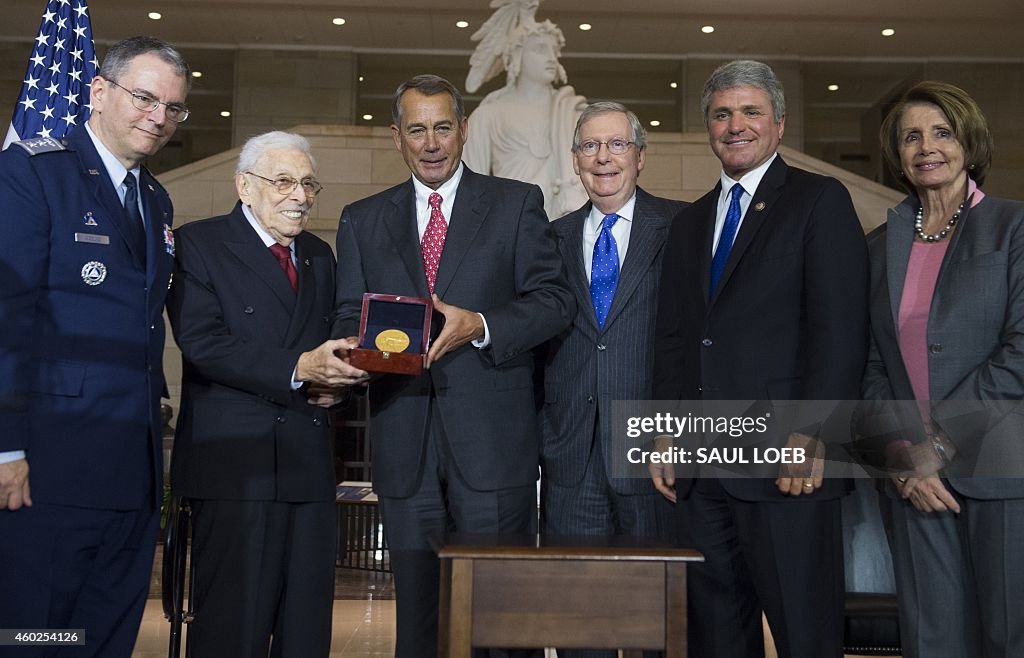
333, 166, 574, 498
167, 204, 337, 502
0, 127, 174, 510
653, 156, 869, 502
542, 188, 688, 495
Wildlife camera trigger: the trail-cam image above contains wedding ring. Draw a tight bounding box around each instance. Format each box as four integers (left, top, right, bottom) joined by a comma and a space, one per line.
897, 477, 908, 483
802, 482, 814, 488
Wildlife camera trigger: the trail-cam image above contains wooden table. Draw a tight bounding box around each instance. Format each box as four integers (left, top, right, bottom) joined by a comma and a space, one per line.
434, 534, 702, 658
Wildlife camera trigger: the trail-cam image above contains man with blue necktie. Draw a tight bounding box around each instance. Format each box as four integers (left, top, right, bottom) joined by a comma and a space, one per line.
540, 102, 686, 658
650, 60, 869, 658
0, 37, 190, 656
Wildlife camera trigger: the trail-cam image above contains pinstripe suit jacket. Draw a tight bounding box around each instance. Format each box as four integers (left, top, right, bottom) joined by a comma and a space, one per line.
863, 192, 1024, 498
542, 187, 687, 495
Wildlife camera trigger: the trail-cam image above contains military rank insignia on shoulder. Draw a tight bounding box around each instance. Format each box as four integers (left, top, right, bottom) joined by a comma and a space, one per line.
13, 136, 66, 156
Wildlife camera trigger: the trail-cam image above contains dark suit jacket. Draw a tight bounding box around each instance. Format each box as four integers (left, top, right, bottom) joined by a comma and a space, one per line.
862, 192, 1024, 499
333, 166, 574, 498
167, 203, 337, 502
542, 188, 688, 495
653, 156, 869, 501
0, 127, 174, 510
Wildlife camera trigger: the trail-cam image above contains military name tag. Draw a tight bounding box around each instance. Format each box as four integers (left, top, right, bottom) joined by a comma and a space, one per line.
375, 329, 411, 353
74, 232, 110, 245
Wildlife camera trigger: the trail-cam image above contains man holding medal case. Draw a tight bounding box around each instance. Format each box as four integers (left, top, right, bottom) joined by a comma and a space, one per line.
333, 73, 574, 657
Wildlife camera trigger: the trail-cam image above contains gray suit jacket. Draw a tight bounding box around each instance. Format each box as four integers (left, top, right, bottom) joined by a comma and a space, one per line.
863, 192, 1024, 499
333, 167, 574, 498
542, 188, 687, 495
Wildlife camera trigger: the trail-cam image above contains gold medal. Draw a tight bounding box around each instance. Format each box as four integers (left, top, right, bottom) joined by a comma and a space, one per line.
375, 329, 411, 353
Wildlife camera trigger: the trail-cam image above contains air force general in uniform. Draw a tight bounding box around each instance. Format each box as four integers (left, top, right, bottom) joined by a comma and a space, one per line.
0, 37, 191, 656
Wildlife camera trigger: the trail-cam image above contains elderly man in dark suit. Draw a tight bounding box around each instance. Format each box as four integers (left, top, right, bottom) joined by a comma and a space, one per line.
333, 74, 574, 658
541, 101, 685, 658
650, 60, 868, 658
0, 37, 190, 656
167, 131, 368, 656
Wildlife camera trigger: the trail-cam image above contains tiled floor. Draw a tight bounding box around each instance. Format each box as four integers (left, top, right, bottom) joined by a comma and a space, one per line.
133, 598, 395, 658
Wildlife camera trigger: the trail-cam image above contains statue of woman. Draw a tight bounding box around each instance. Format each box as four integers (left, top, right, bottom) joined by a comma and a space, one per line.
464, 3, 588, 219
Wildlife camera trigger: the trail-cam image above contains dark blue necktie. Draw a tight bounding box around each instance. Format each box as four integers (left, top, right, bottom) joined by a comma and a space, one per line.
590, 213, 620, 329
122, 173, 147, 262
709, 183, 744, 295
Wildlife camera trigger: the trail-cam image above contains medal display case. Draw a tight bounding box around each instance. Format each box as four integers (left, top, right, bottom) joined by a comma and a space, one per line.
348, 293, 432, 375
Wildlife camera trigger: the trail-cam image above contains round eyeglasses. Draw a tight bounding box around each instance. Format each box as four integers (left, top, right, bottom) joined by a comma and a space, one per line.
576, 139, 636, 157
106, 79, 190, 123
244, 171, 324, 197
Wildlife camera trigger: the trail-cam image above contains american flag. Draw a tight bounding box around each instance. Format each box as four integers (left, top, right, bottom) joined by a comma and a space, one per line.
3, 0, 98, 150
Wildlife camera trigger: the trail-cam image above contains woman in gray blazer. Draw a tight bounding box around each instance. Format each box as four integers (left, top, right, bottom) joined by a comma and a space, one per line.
862, 81, 1024, 658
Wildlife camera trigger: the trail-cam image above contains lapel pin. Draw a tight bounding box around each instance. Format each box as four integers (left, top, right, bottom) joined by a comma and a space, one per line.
81, 260, 107, 286
304, 258, 311, 266
83, 211, 98, 226
147, 183, 155, 192
754, 201, 766, 211
88, 169, 100, 176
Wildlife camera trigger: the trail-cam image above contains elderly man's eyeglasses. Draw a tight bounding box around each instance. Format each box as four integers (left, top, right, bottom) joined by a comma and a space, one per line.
576, 139, 635, 157
245, 171, 324, 197
106, 79, 190, 123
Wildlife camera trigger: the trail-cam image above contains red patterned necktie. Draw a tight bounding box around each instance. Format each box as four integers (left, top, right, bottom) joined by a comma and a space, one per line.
421, 192, 448, 293
269, 243, 298, 292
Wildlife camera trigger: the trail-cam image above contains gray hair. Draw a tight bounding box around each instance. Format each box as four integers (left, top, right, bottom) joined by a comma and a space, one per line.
99, 36, 191, 91
572, 101, 647, 151
700, 60, 785, 125
391, 74, 465, 126
235, 131, 317, 175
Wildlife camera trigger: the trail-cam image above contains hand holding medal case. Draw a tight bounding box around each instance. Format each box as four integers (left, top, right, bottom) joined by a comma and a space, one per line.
347, 293, 432, 375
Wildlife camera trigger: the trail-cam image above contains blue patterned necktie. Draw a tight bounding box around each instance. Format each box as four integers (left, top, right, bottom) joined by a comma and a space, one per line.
590, 213, 620, 329
122, 173, 147, 263
709, 183, 744, 295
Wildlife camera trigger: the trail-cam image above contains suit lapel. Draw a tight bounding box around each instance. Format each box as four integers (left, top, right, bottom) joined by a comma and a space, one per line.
603, 190, 666, 330
885, 203, 915, 331
559, 205, 598, 330
383, 181, 431, 296
712, 157, 786, 302
434, 169, 488, 298
692, 189, 718, 306
284, 233, 318, 344
223, 204, 297, 313
69, 128, 146, 270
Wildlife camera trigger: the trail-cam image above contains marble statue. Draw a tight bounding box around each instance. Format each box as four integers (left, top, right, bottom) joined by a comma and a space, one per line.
464, 0, 588, 219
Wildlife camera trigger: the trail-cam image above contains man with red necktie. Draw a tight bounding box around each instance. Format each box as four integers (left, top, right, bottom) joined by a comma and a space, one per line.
333, 74, 574, 658
168, 131, 369, 656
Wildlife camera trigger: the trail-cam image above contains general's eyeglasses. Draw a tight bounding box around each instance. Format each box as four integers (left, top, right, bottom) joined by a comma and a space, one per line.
245, 171, 324, 197
106, 79, 190, 123
576, 139, 635, 157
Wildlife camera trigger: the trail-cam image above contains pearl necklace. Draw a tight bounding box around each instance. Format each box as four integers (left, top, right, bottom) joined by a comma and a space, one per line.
915, 203, 963, 242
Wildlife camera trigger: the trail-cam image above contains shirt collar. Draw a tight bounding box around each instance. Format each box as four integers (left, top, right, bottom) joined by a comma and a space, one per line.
85, 122, 138, 190
412, 162, 464, 207
719, 152, 777, 199
241, 202, 289, 251
587, 192, 637, 235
